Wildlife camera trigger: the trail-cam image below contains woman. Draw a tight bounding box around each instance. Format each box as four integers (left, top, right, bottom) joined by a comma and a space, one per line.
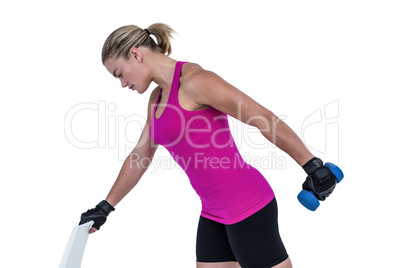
80, 23, 337, 268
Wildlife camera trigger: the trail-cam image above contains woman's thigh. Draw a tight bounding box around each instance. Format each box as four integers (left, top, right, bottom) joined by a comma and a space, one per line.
196, 215, 237, 263
225, 198, 289, 268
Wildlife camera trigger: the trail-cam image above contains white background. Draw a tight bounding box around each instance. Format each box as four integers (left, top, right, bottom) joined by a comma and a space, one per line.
1, 0, 401, 267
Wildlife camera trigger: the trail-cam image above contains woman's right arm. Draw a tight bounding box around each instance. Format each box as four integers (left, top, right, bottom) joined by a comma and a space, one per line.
85, 87, 160, 233
104, 87, 160, 207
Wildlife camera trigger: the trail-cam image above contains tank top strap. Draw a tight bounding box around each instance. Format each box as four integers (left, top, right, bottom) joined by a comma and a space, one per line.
153, 87, 162, 114
168, 61, 188, 106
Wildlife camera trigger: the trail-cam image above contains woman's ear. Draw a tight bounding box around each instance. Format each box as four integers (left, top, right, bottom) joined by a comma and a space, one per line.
129, 47, 140, 61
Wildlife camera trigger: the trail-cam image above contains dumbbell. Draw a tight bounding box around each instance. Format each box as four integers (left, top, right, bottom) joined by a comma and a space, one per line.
297, 162, 344, 211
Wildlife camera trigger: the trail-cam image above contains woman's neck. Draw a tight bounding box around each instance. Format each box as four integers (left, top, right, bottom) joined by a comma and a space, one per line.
140, 48, 178, 91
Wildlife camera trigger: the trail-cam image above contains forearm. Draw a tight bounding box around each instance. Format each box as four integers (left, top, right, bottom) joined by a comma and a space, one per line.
105, 150, 151, 207
259, 112, 313, 166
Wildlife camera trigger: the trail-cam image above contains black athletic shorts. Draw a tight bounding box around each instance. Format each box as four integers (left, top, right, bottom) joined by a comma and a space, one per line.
196, 197, 288, 268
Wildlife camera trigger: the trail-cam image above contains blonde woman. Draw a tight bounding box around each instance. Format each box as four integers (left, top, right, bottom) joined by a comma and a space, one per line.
80, 23, 339, 268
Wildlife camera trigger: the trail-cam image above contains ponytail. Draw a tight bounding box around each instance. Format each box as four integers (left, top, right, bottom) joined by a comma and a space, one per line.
101, 23, 177, 64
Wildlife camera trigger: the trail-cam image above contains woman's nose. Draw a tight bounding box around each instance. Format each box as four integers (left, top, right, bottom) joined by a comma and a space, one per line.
120, 78, 128, 88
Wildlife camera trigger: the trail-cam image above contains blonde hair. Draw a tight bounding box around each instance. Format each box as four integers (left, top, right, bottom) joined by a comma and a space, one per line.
101, 23, 176, 64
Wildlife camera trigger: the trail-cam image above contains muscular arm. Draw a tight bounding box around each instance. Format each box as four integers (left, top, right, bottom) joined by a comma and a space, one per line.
185, 67, 313, 166
105, 87, 160, 207
255, 110, 314, 166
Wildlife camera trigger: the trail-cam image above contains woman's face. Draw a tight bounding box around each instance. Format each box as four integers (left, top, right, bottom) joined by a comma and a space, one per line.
104, 54, 150, 94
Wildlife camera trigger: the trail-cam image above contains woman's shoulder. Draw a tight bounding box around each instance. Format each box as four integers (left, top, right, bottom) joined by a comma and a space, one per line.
181, 62, 222, 91
182, 62, 204, 77
181, 62, 213, 88
180, 62, 214, 109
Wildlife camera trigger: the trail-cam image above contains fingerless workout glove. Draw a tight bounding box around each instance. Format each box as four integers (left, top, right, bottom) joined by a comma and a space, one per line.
302, 157, 337, 201
79, 200, 115, 230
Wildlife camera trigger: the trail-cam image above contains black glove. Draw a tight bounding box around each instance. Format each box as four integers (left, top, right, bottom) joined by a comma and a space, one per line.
302, 157, 337, 201
79, 200, 115, 230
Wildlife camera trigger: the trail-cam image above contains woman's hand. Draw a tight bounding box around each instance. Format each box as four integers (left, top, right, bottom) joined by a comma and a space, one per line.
79, 200, 115, 233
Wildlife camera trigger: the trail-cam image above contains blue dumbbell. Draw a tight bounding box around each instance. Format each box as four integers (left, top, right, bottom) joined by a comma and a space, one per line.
297, 163, 344, 211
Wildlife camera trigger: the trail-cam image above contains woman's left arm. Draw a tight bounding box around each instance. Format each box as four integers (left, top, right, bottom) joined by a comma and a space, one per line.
186, 69, 314, 166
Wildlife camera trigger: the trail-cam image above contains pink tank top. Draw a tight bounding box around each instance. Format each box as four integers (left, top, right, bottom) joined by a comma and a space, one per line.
149, 61, 274, 224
